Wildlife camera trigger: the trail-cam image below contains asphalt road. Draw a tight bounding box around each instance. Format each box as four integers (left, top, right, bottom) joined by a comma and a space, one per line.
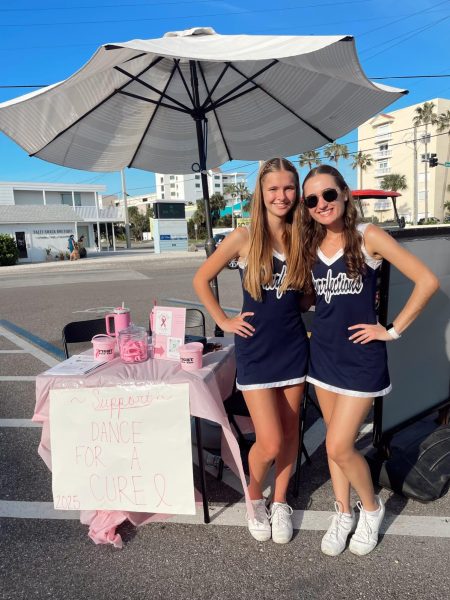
0, 251, 449, 600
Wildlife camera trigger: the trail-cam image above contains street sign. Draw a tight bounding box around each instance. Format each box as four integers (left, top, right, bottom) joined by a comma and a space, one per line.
445, 162, 450, 167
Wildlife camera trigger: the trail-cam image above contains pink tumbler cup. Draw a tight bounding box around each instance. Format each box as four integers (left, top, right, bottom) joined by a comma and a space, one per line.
105, 307, 131, 337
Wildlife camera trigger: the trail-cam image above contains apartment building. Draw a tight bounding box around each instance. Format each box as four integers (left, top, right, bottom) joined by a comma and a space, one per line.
104, 191, 158, 215
155, 167, 247, 205
357, 97, 450, 222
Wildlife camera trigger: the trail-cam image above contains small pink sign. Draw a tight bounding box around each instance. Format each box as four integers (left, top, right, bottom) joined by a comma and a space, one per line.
150, 306, 186, 361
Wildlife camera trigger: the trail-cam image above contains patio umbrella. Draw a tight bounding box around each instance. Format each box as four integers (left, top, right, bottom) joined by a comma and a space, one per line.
0, 26, 406, 285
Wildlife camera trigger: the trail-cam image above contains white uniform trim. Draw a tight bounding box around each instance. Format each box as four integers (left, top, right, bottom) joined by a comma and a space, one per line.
238, 249, 286, 270
357, 223, 383, 270
317, 224, 382, 271
306, 375, 392, 398
237, 375, 306, 391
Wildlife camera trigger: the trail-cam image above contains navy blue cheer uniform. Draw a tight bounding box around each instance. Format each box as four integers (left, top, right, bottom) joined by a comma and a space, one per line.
307, 224, 391, 398
235, 250, 309, 391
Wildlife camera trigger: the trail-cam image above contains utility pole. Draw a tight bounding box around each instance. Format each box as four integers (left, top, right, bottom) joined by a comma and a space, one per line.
413, 127, 418, 226
423, 130, 430, 220
120, 169, 131, 249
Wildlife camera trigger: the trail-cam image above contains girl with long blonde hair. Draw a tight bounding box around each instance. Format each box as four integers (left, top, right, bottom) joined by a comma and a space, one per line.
193, 157, 309, 543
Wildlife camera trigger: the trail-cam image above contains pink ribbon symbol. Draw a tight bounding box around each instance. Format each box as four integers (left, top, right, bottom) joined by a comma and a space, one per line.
160, 315, 167, 328
154, 473, 171, 507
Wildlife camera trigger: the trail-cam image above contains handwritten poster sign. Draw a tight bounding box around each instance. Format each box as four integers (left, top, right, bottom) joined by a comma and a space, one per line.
49, 383, 195, 514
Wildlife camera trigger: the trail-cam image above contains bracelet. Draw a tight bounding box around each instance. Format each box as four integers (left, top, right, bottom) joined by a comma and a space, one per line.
386, 323, 401, 340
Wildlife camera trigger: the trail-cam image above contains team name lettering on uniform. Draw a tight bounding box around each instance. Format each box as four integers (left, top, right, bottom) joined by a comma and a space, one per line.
262, 264, 295, 299
313, 269, 363, 304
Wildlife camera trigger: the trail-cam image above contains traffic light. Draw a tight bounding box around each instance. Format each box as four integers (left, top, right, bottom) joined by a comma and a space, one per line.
429, 153, 438, 168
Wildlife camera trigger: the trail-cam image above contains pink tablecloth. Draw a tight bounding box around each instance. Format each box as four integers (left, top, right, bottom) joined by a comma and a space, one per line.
33, 338, 251, 547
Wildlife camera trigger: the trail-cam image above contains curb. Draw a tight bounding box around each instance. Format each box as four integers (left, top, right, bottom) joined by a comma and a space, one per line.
0, 250, 206, 274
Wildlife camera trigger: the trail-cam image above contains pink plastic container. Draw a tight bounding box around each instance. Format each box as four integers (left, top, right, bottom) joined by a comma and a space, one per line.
179, 342, 203, 371
91, 334, 116, 362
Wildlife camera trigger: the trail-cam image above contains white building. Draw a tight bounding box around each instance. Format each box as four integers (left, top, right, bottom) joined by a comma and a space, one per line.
0, 181, 124, 263
155, 167, 247, 206
104, 191, 158, 215
357, 97, 450, 222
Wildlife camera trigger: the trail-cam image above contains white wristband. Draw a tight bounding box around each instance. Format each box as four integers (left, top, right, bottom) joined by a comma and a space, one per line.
386, 323, 401, 340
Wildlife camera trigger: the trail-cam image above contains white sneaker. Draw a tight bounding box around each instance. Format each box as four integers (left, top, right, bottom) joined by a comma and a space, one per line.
270, 502, 294, 544
247, 499, 271, 542
321, 502, 356, 556
349, 495, 385, 556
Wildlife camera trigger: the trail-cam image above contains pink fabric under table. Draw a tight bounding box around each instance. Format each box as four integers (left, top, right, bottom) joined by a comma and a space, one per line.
33, 338, 251, 548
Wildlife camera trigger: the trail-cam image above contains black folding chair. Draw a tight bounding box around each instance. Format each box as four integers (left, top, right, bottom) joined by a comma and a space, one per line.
186, 308, 206, 337
62, 318, 107, 359
293, 309, 323, 497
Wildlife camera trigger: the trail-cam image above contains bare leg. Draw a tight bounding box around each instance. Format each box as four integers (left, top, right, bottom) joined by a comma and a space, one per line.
243, 388, 283, 500
325, 393, 378, 512
272, 384, 304, 503
315, 387, 352, 513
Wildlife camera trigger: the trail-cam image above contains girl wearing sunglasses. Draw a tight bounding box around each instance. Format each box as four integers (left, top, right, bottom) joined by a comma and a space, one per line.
300, 164, 438, 557
194, 158, 309, 543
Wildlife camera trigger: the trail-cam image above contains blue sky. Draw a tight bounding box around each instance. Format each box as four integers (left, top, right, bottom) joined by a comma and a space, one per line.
0, 0, 449, 196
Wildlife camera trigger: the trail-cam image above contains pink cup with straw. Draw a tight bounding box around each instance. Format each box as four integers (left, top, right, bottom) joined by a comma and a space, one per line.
179, 342, 203, 371
91, 334, 116, 362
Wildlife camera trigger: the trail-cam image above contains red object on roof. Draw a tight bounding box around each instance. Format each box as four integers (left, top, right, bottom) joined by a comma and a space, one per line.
352, 189, 401, 199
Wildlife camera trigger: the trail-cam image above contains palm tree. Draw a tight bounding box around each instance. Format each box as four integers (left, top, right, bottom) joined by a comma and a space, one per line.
380, 174, 407, 225
298, 150, 322, 170
194, 192, 226, 228
380, 173, 407, 192
413, 102, 438, 219
224, 181, 250, 226
323, 142, 349, 166
351, 151, 373, 189
436, 109, 450, 218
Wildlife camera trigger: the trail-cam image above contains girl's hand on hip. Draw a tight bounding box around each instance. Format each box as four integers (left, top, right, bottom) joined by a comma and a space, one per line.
348, 323, 393, 344
220, 312, 255, 338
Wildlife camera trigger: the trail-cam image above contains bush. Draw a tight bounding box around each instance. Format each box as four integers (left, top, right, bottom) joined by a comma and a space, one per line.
418, 217, 440, 225
0, 234, 19, 266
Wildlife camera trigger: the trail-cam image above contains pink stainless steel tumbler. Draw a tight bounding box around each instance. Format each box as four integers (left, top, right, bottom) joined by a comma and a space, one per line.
105, 307, 131, 337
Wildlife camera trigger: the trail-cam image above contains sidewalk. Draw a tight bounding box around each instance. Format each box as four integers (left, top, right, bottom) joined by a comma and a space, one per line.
0, 248, 205, 275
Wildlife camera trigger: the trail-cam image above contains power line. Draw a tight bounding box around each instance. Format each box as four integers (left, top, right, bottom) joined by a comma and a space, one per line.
0, 1, 221, 11
0, 1, 374, 27
371, 75, 450, 80
362, 14, 450, 62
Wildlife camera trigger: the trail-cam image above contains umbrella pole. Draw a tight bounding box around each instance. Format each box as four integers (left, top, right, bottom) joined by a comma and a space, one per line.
191, 60, 223, 336
194, 117, 223, 337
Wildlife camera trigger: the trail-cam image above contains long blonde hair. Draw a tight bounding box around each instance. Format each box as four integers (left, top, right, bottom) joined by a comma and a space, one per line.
300, 164, 365, 293
244, 158, 305, 301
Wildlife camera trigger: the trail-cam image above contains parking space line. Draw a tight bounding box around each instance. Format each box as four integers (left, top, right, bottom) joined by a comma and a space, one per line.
1, 499, 448, 537
0, 321, 63, 362
0, 350, 28, 354
0, 376, 36, 382
0, 419, 42, 428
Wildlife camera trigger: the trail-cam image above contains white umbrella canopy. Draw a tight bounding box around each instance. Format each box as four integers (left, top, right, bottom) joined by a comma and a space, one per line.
0, 26, 406, 175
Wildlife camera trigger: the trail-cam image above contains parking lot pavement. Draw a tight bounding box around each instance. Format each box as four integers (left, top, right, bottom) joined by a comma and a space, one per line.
1, 318, 449, 600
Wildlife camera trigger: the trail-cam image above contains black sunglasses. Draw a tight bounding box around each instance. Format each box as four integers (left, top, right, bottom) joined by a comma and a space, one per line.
303, 188, 339, 209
